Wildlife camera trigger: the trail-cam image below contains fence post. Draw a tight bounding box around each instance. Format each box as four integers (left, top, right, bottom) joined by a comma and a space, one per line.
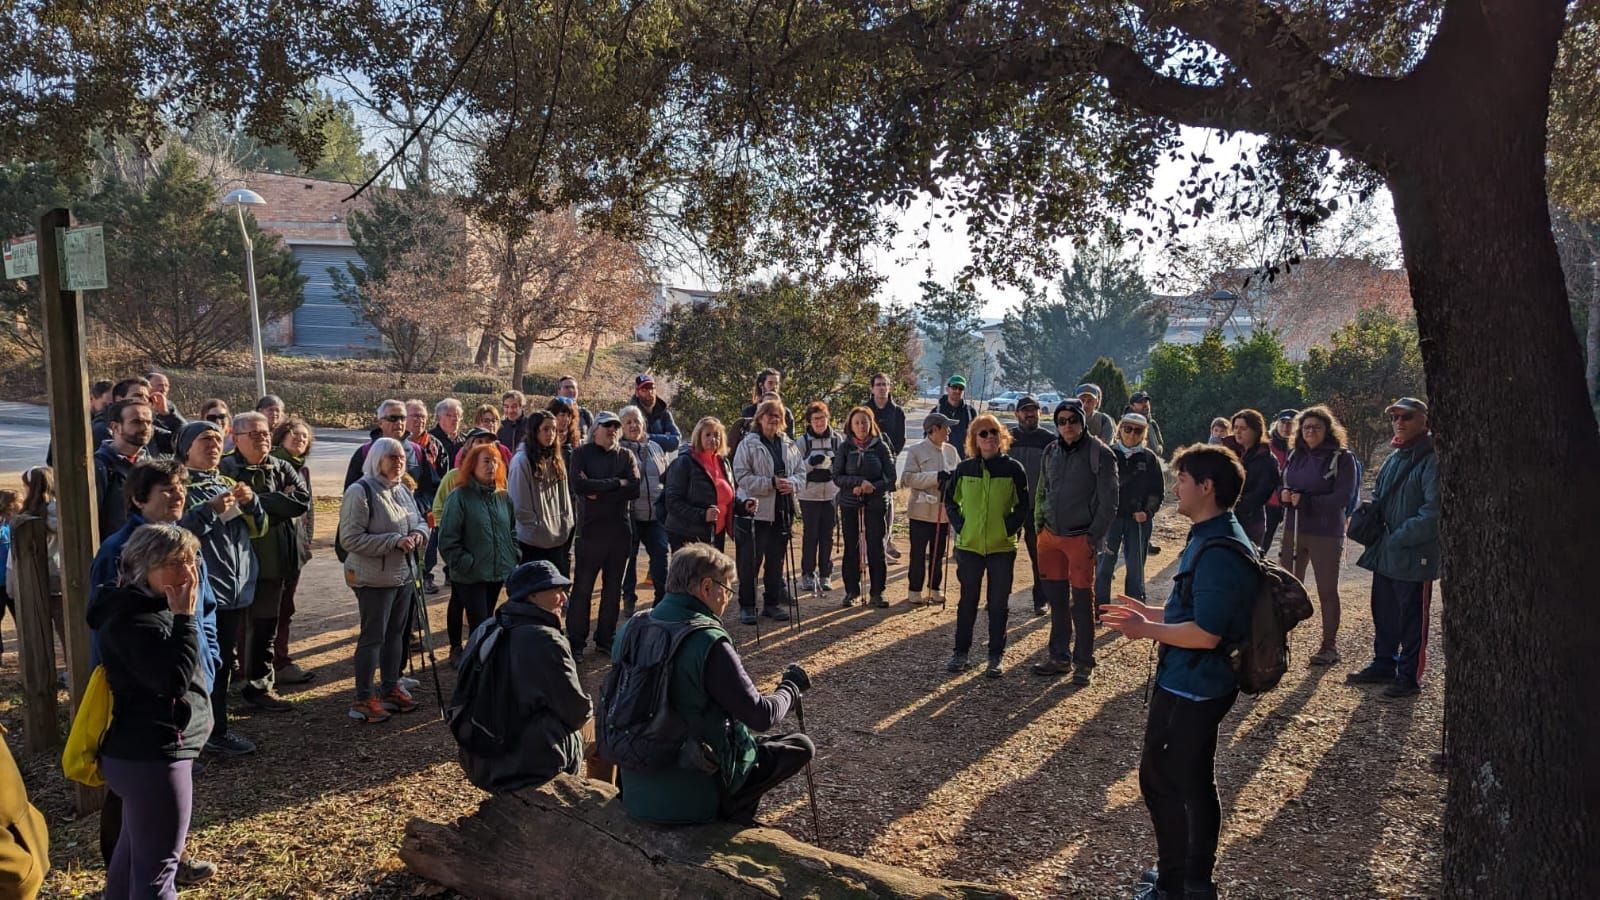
10, 516, 61, 753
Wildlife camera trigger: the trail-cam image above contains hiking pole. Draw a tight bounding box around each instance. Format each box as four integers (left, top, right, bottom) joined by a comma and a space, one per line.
411, 549, 446, 718
794, 695, 823, 845
783, 509, 803, 630
939, 517, 952, 612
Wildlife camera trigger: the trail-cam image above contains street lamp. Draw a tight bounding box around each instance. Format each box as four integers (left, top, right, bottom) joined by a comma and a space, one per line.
223, 188, 268, 398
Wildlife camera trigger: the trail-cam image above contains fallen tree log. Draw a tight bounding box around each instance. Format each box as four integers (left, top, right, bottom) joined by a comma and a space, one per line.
401, 774, 1012, 899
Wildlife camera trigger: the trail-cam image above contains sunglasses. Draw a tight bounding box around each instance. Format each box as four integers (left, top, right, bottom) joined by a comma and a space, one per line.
382, 414, 406, 423
600, 421, 621, 430
1120, 425, 1144, 434
975, 428, 999, 439
204, 413, 229, 424
1390, 412, 1416, 423
1056, 417, 1082, 427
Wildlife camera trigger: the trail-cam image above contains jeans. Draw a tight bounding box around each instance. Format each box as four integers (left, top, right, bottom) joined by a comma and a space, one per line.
800, 499, 836, 578
1095, 516, 1150, 604
736, 518, 790, 611
1369, 573, 1433, 684
519, 536, 572, 577
839, 502, 887, 598
101, 756, 193, 900
454, 581, 504, 638
718, 732, 816, 825
570, 521, 630, 650
353, 586, 410, 700
953, 550, 1014, 657
211, 608, 243, 734
1141, 687, 1238, 894
907, 519, 950, 593
622, 519, 669, 607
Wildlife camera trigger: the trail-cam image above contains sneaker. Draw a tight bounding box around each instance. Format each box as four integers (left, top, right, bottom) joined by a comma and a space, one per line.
985, 657, 1004, 679
176, 855, 218, 886
381, 685, 418, 714
946, 653, 971, 673
398, 675, 421, 691
1033, 604, 1048, 617
242, 687, 294, 713
205, 731, 257, 756
820, 575, 835, 592
274, 662, 316, 685
424, 574, 442, 595
1032, 659, 1072, 677
762, 605, 791, 622
798, 574, 816, 593
1346, 666, 1397, 685
1308, 648, 1341, 667
841, 594, 858, 608
1071, 664, 1093, 686
348, 697, 393, 724
1383, 679, 1421, 699
884, 541, 902, 561
868, 594, 889, 608
907, 590, 926, 607
739, 609, 759, 625
1139, 866, 1159, 885
929, 590, 945, 606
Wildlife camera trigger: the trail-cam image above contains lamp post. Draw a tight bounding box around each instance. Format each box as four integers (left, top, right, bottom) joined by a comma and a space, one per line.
223, 188, 268, 398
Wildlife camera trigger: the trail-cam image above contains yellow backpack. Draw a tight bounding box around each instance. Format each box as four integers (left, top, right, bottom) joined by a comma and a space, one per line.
61, 666, 113, 787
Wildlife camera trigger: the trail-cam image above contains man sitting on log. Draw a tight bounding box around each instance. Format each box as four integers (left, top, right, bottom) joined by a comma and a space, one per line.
610, 542, 814, 826
455, 561, 592, 794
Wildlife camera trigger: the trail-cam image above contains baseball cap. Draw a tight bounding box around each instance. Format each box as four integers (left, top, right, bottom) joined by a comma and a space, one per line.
1385, 397, 1428, 416
1120, 412, 1149, 428
1275, 408, 1299, 422
923, 412, 957, 430
1016, 394, 1040, 411
1129, 391, 1151, 404
1074, 383, 1102, 401
947, 375, 967, 388
635, 373, 655, 388
595, 411, 621, 427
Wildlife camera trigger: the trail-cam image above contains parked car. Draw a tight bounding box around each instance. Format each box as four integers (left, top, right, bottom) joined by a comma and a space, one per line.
1036, 391, 1062, 407
985, 391, 1024, 411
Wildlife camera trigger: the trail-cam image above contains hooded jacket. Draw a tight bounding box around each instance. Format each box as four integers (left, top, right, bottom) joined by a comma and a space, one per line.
1036, 435, 1118, 544
458, 600, 591, 793
797, 427, 843, 503
732, 430, 804, 524
1357, 435, 1441, 582
633, 395, 681, 453
507, 449, 575, 549
438, 478, 520, 585
338, 474, 429, 589
182, 468, 266, 611
220, 449, 311, 581
832, 435, 896, 510
943, 453, 1031, 555
93, 441, 149, 539
89, 584, 214, 761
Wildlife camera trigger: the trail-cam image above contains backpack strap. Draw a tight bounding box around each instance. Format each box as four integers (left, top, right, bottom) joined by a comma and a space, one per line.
1173, 537, 1262, 666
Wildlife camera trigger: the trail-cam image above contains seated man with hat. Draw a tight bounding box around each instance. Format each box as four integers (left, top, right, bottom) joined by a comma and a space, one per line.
454, 560, 593, 794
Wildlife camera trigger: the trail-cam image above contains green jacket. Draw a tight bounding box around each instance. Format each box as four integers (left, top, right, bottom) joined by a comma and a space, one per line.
1357, 435, 1441, 582
942, 453, 1030, 556
615, 592, 757, 825
438, 480, 519, 585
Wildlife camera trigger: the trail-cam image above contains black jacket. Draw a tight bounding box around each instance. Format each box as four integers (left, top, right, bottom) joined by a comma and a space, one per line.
92, 442, 148, 540
459, 600, 591, 793
833, 436, 896, 510
635, 395, 681, 453
935, 397, 979, 458
497, 416, 525, 451
662, 453, 738, 544
1113, 445, 1165, 519
89, 585, 213, 761
570, 441, 640, 529
429, 425, 463, 475
1226, 439, 1281, 529
866, 399, 907, 454
1007, 423, 1055, 495
219, 450, 312, 580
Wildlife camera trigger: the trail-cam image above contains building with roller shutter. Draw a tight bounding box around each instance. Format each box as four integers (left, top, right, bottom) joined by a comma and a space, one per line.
240, 172, 385, 356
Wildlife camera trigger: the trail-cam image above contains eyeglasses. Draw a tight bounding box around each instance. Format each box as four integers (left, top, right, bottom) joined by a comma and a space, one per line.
1389, 412, 1416, 423
204, 414, 229, 424
1120, 425, 1144, 434
975, 428, 999, 439
239, 430, 271, 440
710, 578, 733, 597
1056, 417, 1082, 428
381, 414, 406, 423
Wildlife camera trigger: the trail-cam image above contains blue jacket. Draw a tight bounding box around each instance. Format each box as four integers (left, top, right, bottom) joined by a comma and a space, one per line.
1357, 434, 1441, 583
181, 469, 266, 611
89, 513, 223, 690
1157, 512, 1258, 700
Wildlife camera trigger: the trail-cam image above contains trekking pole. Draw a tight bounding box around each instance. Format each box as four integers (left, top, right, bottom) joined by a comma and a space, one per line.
411, 549, 446, 718
858, 504, 870, 603
939, 517, 952, 612
784, 522, 803, 630
794, 695, 823, 845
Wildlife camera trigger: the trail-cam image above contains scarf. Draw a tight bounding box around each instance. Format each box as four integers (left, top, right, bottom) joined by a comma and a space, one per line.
694, 449, 734, 535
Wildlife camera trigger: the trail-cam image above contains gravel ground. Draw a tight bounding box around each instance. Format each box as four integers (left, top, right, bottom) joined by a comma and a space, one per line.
5, 506, 1443, 898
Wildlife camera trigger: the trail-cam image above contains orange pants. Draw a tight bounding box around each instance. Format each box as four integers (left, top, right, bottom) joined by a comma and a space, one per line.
1037, 529, 1096, 590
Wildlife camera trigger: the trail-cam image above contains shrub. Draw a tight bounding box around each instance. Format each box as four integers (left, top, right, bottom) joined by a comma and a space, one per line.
1078, 357, 1131, 415
521, 373, 560, 396
454, 375, 505, 395
1141, 329, 1304, 452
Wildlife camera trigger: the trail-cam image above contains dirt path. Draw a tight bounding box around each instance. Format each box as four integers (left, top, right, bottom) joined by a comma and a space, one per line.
4, 506, 1443, 898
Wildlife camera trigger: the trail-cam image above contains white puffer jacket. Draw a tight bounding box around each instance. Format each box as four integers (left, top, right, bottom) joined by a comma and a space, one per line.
731, 430, 805, 523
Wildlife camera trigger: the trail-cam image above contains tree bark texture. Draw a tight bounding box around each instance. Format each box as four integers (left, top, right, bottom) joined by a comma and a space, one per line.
400, 775, 1012, 900
1370, 3, 1600, 891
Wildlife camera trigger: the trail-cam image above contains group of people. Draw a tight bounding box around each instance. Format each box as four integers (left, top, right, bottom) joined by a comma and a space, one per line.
9, 357, 1443, 900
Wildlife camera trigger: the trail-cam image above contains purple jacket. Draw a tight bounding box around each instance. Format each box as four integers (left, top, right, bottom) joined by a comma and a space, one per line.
1281, 445, 1358, 538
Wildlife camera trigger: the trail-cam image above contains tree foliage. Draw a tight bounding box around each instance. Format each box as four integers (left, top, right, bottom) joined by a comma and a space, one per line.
1035, 238, 1167, 387
0, 161, 79, 354
1142, 330, 1304, 450
649, 277, 915, 427
84, 147, 304, 367
915, 280, 984, 384
997, 291, 1049, 392
1302, 309, 1426, 465
1079, 357, 1132, 417
231, 91, 379, 184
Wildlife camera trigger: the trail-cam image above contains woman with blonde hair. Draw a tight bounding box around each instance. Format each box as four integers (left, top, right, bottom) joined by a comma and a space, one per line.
943, 414, 1030, 677
663, 417, 740, 554
832, 405, 895, 608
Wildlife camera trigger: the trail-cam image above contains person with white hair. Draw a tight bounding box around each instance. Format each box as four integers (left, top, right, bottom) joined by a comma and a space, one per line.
339, 437, 430, 723
344, 399, 424, 490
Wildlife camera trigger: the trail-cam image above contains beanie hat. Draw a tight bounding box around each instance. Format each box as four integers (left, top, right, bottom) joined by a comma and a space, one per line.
176, 420, 222, 461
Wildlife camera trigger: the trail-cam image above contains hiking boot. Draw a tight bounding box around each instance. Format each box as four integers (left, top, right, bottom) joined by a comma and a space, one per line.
274, 662, 316, 685
762, 605, 791, 622
1071, 665, 1093, 686
1139, 866, 1159, 885
1148, 543, 1161, 555
884, 539, 902, 561
841, 594, 858, 608
869, 594, 890, 609
381, 685, 418, 714
1383, 679, 1421, 699
798, 574, 816, 593
1309, 647, 1341, 667
739, 609, 759, 625
985, 657, 1004, 679
242, 687, 294, 713
946, 652, 972, 673
176, 855, 218, 886
820, 575, 835, 592
424, 574, 441, 595
205, 731, 257, 757
1346, 666, 1397, 685
1032, 658, 1072, 677
907, 590, 927, 607
1132, 882, 1170, 900
348, 697, 392, 724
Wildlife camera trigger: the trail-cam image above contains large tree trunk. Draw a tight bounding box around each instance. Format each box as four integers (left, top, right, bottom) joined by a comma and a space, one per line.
1588, 250, 1599, 404
1376, 5, 1600, 891
400, 775, 1010, 900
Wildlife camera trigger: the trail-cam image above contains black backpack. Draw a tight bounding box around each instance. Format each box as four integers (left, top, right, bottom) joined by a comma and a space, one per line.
595, 612, 721, 773
1183, 538, 1314, 695
445, 617, 518, 757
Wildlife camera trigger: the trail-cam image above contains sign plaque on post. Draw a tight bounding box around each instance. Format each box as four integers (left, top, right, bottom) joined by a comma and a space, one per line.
3, 235, 39, 279
60, 224, 107, 291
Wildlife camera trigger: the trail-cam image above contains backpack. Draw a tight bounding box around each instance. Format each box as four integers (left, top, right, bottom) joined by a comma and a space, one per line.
595, 612, 721, 773
445, 617, 518, 757
1184, 537, 1313, 695
1345, 455, 1364, 517
334, 478, 376, 563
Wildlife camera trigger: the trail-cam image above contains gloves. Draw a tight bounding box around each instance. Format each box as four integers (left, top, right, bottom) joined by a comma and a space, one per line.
806, 469, 833, 483
947, 512, 965, 534
936, 470, 951, 485
808, 453, 827, 467
1003, 511, 1025, 535
780, 663, 811, 694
